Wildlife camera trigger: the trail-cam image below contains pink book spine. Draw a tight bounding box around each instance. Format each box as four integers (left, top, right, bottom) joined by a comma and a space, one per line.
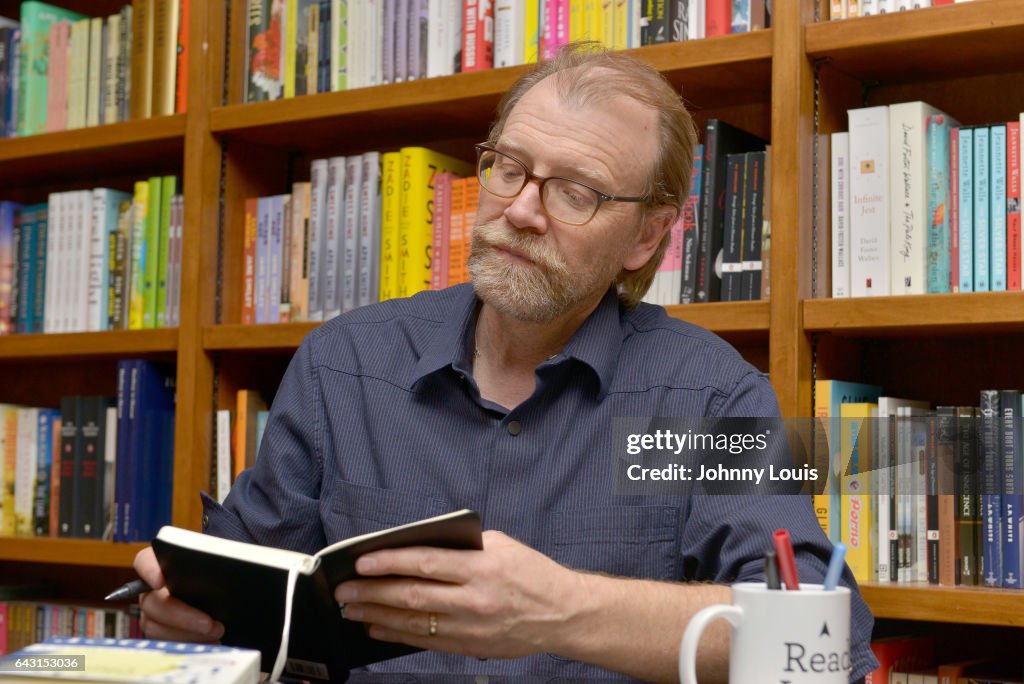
543, 0, 557, 59
556, 0, 568, 50
1007, 120, 1021, 290
950, 127, 960, 292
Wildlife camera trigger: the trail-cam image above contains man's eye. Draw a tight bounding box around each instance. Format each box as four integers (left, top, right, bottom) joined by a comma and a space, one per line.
562, 187, 590, 208
497, 164, 524, 181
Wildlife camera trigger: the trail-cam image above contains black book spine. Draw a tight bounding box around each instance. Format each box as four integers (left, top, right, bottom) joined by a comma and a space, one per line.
956, 406, 980, 585
979, 389, 1002, 587
887, 413, 899, 583
720, 153, 747, 302
696, 121, 720, 302
58, 396, 81, 538
31, 208, 47, 334
740, 150, 765, 301
78, 396, 110, 539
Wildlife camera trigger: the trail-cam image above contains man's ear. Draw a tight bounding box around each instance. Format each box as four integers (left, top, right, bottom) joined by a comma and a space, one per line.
623, 205, 678, 271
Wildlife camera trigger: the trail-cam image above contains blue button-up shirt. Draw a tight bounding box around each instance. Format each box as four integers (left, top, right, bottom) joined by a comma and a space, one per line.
204, 283, 877, 682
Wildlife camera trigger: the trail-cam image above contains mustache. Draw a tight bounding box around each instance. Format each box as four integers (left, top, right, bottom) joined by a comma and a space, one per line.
472, 219, 562, 268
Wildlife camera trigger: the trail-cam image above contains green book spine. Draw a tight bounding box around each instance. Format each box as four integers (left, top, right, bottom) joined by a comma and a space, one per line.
17, 1, 84, 135
155, 176, 176, 328
142, 176, 162, 329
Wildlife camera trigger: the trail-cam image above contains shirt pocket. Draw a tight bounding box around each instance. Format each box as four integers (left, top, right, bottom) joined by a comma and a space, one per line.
548, 505, 680, 581
322, 479, 452, 543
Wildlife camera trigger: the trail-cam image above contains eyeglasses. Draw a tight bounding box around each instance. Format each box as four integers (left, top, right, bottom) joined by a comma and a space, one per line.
474, 143, 649, 226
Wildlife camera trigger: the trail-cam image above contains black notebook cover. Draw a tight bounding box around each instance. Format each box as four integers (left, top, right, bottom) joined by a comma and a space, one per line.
153, 509, 482, 682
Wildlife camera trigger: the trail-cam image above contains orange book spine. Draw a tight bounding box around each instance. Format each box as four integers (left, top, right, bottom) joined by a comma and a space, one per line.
448, 178, 466, 285
241, 198, 258, 325
461, 178, 480, 283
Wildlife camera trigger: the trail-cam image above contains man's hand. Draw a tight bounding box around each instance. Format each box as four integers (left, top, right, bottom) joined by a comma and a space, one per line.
133, 547, 225, 643
333, 530, 583, 660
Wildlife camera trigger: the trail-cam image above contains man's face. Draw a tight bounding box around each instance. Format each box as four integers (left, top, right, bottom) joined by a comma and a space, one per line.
468, 76, 661, 323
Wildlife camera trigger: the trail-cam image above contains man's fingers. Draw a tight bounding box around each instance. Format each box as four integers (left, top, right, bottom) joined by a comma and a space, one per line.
139, 587, 224, 640
140, 614, 223, 644
354, 546, 474, 583
335, 578, 462, 613
132, 547, 167, 590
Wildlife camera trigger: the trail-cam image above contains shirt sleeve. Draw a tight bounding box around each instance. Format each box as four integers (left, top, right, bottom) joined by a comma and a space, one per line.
202, 336, 328, 555
681, 370, 879, 683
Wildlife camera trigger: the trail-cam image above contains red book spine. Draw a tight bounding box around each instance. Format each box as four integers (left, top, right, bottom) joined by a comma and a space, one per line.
950, 127, 960, 292
705, 0, 731, 36
461, 0, 480, 71
476, 0, 494, 70
1007, 120, 1021, 290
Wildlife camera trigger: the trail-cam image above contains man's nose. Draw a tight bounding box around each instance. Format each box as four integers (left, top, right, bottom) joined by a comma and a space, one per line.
503, 178, 548, 234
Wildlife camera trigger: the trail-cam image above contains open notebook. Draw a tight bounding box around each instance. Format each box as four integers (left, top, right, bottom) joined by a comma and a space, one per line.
152, 509, 482, 682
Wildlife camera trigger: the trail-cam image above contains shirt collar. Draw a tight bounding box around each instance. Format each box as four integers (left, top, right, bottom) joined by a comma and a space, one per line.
409, 284, 623, 398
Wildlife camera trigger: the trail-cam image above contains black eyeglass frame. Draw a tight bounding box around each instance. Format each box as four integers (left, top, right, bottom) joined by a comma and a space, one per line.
474, 143, 650, 226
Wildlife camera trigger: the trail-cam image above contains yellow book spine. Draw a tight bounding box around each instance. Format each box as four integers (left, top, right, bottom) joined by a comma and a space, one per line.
601, 0, 614, 48
812, 381, 832, 539
379, 152, 402, 301
525, 0, 540, 64
612, 0, 627, 49
2, 409, 17, 537
397, 148, 472, 298
569, 0, 584, 41
284, 0, 298, 98
840, 402, 877, 583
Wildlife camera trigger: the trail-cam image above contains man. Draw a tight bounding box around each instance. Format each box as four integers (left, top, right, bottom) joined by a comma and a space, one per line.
135, 44, 877, 683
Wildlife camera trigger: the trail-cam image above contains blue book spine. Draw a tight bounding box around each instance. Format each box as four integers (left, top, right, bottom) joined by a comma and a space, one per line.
990, 124, 1007, 291
1001, 390, 1022, 588
973, 127, 990, 292
131, 360, 175, 541
980, 389, 1003, 586
32, 409, 59, 536
958, 128, 974, 292
926, 115, 952, 293
31, 204, 48, 334
4, 30, 18, 138
114, 360, 137, 543
18, 208, 36, 335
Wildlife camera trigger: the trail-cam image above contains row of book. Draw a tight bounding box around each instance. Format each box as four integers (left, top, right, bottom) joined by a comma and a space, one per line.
0, 0, 190, 139
0, 178, 184, 335
0, 360, 176, 543
0, 602, 141, 656
830, 103, 1023, 298
868, 635, 1020, 684
828, 0, 948, 20
244, 0, 769, 100
211, 390, 271, 504
241, 147, 470, 324
815, 380, 1024, 589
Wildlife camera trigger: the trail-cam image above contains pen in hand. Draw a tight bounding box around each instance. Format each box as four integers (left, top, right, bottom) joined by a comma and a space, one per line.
104, 578, 153, 602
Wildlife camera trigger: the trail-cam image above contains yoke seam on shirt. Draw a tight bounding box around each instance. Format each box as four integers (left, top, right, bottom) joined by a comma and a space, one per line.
313, 362, 419, 394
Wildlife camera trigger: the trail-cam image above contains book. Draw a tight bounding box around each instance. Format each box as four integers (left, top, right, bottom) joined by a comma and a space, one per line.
153, 509, 482, 681
0, 636, 260, 683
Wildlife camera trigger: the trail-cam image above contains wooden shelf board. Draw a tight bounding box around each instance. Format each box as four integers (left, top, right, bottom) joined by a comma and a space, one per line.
0, 329, 178, 361
0, 537, 145, 568
806, 0, 1024, 84
0, 115, 187, 187
210, 34, 772, 151
861, 583, 1024, 627
665, 300, 771, 337
803, 292, 1024, 336
204, 322, 322, 352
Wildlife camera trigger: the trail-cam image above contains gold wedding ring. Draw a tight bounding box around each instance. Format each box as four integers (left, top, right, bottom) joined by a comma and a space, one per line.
428, 612, 438, 637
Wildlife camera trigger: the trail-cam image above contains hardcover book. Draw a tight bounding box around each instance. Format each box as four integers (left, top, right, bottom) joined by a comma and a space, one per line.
153, 509, 482, 682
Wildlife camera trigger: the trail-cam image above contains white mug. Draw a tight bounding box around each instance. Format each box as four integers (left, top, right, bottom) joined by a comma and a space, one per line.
679, 583, 852, 684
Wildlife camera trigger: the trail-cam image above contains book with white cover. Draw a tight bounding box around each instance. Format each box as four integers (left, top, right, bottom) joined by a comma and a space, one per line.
0, 637, 261, 683
494, 0, 525, 66
358, 151, 382, 308
342, 155, 362, 313
307, 158, 329, 321
831, 131, 850, 298
322, 156, 347, 320
888, 101, 953, 295
849, 105, 890, 297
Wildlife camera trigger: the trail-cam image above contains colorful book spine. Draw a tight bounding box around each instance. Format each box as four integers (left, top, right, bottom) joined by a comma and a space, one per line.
142, 177, 164, 329
958, 127, 974, 292
926, 114, 953, 293
950, 127, 960, 292
1000, 390, 1022, 588
973, 126, 990, 292
841, 401, 878, 583
307, 158, 328, 321
849, 106, 891, 297
17, 2, 85, 135
1008, 121, 1022, 290
155, 177, 176, 328
342, 155, 362, 314
990, 124, 1007, 291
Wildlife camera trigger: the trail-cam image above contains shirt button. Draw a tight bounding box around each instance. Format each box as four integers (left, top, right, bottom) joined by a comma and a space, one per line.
202, 514, 210, 530
507, 420, 522, 436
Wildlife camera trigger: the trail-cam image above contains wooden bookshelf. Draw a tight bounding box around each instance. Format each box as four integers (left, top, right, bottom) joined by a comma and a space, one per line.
204, 322, 321, 352
803, 292, 1024, 336
0, 115, 187, 187
0, 538, 145, 569
861, 584, 1024, 627
209, 32, 772, 152
805, 0, 1024, 83
0, 329, 178, 361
